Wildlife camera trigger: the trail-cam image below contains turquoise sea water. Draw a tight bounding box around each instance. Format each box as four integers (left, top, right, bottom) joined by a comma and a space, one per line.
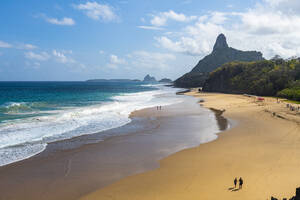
0, 81, 182, 166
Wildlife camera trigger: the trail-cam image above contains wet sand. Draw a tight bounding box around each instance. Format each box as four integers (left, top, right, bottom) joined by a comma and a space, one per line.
0, 95, 222, 200
81, 91, 300, 200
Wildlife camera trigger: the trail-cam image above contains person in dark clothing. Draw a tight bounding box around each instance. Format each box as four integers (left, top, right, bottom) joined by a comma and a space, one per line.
234, 177, 237, 188
239, 177, 243, 189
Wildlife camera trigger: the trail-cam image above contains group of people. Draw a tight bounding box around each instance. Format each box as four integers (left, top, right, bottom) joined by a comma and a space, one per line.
156, 106, 162, 110
286, 103, 300, 112
276, 98, 300, 112
234, 177, 243, 189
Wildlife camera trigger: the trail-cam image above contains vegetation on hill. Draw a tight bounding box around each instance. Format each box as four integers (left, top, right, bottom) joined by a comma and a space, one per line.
277, 80, 300, 101
203, 59, 300, 101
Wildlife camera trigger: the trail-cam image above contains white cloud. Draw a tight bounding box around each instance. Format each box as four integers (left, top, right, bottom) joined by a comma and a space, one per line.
129, 51, 176, 70
138, 26, 164, 30
150, 10, 197, 27
74, 2, 117, 21
0, 41, 37, 50
17, 43, 37, 50
25, 50, 75, 64
52, 50, 75, 63
61, 50, 73, 54
182, 0, 192, 4
110, 54, 126, 64
263, 0, 300, 11
0, 41, 12, 48
106, 54, 126, 69
105, 51, 176, 71
37, 14, 75, 26
25, 51, 50, 61
154, 0, 300, 59
210, 12, 227, 24
34, 62, 41, 67
156, 16, 224, 56
25, 61, 41, 69
99, 50, 105, 54
156, 36, 211, 56
46, 17, 75, 26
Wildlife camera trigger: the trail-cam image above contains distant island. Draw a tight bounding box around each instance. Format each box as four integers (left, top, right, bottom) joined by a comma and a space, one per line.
86, 75, 173, 85
159, 78, 172, 83
174, 34, 264, 88
86, 79, 141, 83
143, 74, 157, 82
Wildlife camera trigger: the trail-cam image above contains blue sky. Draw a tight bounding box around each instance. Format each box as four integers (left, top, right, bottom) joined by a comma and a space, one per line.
0, 0, 299, 81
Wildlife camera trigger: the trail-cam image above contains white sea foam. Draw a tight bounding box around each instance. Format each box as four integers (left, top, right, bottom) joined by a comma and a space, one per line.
0, 85, 183, 166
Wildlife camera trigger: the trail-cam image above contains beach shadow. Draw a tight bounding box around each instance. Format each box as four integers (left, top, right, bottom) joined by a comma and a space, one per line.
228, 187, 239, 192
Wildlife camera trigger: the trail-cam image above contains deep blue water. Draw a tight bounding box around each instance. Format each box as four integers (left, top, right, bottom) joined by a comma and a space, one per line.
0, 81, 155, 122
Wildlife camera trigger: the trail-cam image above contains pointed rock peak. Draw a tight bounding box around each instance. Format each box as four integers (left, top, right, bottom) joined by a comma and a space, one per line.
143, 74, 156, 82
213, 33, 229, 51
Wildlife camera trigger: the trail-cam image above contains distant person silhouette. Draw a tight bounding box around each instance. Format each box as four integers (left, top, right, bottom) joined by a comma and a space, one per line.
234, 177, 237, 188
239, 177, 243, 189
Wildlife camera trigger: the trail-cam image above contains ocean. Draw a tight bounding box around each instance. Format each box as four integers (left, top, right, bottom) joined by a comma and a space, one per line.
0, 81, 182, 166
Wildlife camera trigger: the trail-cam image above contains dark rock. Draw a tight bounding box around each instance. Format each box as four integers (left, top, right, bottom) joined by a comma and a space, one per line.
143, 74, 157, 82
159, 78, 172, 83
271, 187, 300, 200
174, 33, 264, 88
296, 188, 300, 200
176, 89, 190, 95
213, 33, 229, 51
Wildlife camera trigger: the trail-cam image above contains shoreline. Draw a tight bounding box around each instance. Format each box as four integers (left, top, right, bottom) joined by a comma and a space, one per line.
81, 91, 300, 200
0, 94, 222, 200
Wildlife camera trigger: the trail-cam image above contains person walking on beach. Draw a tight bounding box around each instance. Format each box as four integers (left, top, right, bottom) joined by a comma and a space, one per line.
239, 177, 243, 189
234, 177, 237, 188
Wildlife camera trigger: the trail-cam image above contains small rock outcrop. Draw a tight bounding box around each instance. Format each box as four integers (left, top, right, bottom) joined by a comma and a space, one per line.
143, 74, 157, 82
159, 78, 172, 83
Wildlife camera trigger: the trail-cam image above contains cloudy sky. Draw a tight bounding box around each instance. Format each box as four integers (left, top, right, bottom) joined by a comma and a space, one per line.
0, 0, 299, 81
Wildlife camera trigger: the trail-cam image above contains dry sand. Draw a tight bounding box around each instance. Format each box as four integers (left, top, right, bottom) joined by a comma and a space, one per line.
81, 91, 300, 200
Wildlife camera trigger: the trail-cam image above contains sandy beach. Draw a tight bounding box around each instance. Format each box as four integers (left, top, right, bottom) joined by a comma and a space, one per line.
81, 91, 300, 200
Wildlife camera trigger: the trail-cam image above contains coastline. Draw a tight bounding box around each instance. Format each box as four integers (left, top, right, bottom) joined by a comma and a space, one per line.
81, 90, 300, 200
0, 94, 222, 200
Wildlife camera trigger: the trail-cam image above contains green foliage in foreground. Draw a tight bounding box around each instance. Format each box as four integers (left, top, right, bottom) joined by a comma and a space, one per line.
203, 59, 300, 100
